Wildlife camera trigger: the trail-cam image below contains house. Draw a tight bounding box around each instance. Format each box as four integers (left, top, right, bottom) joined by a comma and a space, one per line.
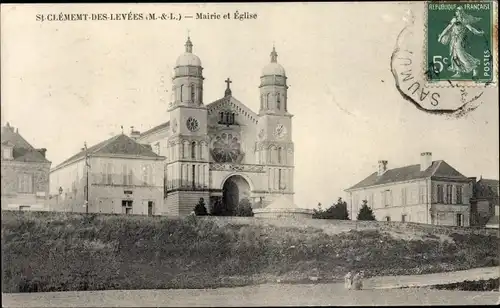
49, 132, 166, 215
1, 122, 52, 211
345, 152, 472, 226
470, 178, 499, 228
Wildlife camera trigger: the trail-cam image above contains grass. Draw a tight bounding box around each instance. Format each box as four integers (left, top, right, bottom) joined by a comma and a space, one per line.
2, 210, 499, 293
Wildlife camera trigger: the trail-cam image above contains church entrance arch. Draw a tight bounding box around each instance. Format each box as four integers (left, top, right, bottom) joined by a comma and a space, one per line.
213, 175, 251, 216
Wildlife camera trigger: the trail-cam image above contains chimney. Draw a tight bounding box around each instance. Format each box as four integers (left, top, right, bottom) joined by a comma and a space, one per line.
377, 160, 388, 176
420, 152, 432, 171
130, 126, 141, 140
36, 148, 47, 158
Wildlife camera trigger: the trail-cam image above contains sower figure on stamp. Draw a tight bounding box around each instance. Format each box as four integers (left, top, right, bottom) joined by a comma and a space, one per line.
437, 6, 484, 78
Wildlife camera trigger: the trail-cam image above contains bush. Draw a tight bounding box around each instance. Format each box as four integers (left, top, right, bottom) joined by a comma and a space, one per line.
235, 198, 254, 217
313, 198, 350, 220
194, 198, 208, 216
357, 200, 376, 221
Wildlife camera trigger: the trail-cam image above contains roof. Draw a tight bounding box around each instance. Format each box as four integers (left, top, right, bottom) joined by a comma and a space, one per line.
475, 178, 499, 200
139, 121, 170, 139
1, 123, 50, 163
206, 95, 259, 124
346, 160, 468, 191
54, 134, 163, 169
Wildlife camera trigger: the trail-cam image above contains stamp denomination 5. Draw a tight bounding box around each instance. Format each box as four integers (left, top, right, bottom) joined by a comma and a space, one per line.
426, 1, 496, 86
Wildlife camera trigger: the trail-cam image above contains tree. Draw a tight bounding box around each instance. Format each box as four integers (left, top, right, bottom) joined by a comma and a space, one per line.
313, 198, 350, 220
332, 197, 349, 220
357, 200, 376, 221
313, 203, 323, 219
194, 198, 208, 216
235, 198, 254, 217
211, 198, 232, 216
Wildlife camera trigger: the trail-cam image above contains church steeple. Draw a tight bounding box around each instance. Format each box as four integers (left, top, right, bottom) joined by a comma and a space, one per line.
270, 45, 278, 63
185, 36, 193, 53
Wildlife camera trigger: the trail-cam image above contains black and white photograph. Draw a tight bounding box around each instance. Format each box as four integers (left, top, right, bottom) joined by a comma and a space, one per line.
1, 2, 499, 306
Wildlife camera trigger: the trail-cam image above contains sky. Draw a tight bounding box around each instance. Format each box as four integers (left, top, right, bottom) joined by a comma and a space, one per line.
2, 3, 498, 209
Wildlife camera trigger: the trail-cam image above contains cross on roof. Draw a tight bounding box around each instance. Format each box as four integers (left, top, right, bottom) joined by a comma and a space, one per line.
224, 78, 232, 97
225, 78, 232, 88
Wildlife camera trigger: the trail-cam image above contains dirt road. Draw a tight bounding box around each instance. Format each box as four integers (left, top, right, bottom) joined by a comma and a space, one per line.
3, 266, 499, 307
3, 283, 499, 307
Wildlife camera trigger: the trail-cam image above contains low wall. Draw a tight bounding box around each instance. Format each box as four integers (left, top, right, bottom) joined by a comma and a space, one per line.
2, 210, 497, 237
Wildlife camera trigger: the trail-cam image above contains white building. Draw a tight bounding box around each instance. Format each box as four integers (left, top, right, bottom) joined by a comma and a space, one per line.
49, 134, 165, 215
345, 152, 472, 226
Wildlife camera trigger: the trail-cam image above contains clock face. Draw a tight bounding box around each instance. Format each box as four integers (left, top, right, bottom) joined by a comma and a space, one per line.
275, 124, 287, 139
172, 118, 178, 133
186, 117, 200, 132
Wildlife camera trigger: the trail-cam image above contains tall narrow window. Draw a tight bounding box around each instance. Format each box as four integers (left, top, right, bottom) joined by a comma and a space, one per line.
419, 186, 425, 204
284, 96, 287, 111
277, 93, 281, 110
219, 112, 224, 123
260, 95, 264, 109
142, 165, 149, 185
401, 187, 407, 206
191, 165, 196, 188
122, 165, 128, 185
231, 113, 235, 125
446, 185, 453, 204
437, 184, 444, 203
107, 163, 112, 184
278, 147, 282, 164
456, 185, 463, 204
180, 85, 184, 102
190, 84, 195, 102
278, 169, 282, 190
266, 93, 270, 109
101, 163, 107, 184
128, 169, 133, 186
191, 142, 196, 159
17, 173, 33, 193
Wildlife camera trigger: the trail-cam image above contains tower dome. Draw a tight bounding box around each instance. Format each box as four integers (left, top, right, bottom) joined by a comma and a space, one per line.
175, 36, 202, 67
261, 46, 286, 76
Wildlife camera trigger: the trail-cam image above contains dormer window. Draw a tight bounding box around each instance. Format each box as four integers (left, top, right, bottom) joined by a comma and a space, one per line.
2, 146, 13, 160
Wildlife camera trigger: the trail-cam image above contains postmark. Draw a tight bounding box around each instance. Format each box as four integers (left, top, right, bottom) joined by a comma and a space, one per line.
425, 1, 497, 87
390, 4, 497, 115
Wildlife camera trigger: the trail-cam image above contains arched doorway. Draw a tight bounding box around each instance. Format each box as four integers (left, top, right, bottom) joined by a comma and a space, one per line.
214, 175, 251, 216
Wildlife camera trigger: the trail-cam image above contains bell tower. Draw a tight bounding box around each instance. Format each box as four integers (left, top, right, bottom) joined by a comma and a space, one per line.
165, 35, 210, 217
256, 45, 294, 207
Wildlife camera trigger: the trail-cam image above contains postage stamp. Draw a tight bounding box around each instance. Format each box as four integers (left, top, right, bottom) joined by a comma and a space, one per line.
426, 1, 497, 86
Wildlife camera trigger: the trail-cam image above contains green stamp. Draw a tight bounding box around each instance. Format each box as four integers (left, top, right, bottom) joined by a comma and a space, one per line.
427, 1, 494, 83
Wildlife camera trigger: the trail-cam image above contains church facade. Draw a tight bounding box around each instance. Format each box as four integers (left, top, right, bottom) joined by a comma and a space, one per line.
135, 36, 295, 217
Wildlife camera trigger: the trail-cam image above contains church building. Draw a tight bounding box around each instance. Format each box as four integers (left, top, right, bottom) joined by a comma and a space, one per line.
135, 36, 295, 216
